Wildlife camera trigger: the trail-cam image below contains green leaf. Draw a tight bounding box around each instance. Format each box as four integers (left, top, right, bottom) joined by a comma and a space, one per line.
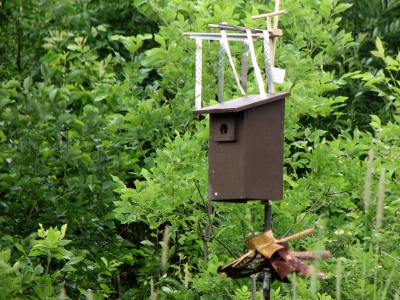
5, 80, 20, 89
100, 283, 110, 292
0, 97, 9, 111
66, 70, 84, 83
58, 239, 72, 246
67, 130, 81, 140
371, 50, 384, 58
52, 253, 65, 260
60, 224, 68, 239
8, 91, 24, 101
154, 34, 166, 49
57, 113, 76, 125
34, 287, 45, 299
0, 249, 11, 262
101, 257, 108, 266
370, 115, 381, 128
42, 43, 55, 50
49, 88, 58, 101
43, 284, 53, 298
140, 240, 154, 247
35, 264, 44, 275
91, 26, 98, 37
61, 264, 76, 272
23, 76, 32, 91
66, 257, 84, 265
29, 249, 48, 257
333, 3, 353, 15
320, 0, 333, 20
37, 224, 45, 238
57, 248, 73, 257
97, 25, 107, 32
47, 227, 59, 245
69, 149, 82, 158
67, 44, 80, 51
376, 37, 384, 55
14, 243, 25, 254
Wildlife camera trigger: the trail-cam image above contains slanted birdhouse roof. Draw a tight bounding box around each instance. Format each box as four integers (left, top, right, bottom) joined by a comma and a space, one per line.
193, 92, 290, 114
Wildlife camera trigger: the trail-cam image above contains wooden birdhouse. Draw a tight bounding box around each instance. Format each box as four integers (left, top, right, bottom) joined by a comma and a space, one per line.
193, 92, 290, 202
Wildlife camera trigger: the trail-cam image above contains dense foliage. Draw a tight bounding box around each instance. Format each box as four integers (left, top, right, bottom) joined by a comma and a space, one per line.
0, 0, 399, 299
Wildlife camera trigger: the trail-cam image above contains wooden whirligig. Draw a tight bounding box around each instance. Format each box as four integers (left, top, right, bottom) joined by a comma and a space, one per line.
184, 1, 331, 298
218, 228, 331, 283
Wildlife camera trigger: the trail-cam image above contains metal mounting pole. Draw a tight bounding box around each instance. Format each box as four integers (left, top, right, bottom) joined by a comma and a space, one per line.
262, 200, 272, 299
263, 200, 272, 231
262, 268, 272, 300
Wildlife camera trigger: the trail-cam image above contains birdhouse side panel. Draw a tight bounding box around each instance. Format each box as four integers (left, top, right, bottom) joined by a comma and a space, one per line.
243, 100, 285, 200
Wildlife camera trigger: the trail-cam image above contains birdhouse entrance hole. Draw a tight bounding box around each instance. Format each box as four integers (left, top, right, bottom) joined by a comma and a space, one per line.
220, 123, 228, 135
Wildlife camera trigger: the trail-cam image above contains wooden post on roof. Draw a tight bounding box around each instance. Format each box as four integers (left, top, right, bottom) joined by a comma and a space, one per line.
252, 0, 286, 93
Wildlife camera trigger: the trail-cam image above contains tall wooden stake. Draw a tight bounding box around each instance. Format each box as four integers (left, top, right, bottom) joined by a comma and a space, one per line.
252, 1, 286, 93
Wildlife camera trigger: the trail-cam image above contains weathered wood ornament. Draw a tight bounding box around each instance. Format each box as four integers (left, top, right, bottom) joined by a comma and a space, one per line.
218, 228, 332, 282
184, 1, 331, 298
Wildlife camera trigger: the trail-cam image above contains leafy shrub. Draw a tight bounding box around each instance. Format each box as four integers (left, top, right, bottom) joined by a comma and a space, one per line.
1, 0, 399, 299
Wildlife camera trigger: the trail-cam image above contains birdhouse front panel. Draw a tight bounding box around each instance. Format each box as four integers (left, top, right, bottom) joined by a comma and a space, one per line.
209, 112, 246, 201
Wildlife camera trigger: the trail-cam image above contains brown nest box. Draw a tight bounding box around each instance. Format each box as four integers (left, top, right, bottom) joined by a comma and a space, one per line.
193, 92, 290, 202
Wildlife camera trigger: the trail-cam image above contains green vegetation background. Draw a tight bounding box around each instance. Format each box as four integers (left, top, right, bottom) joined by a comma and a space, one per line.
0, 0, 399, 299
